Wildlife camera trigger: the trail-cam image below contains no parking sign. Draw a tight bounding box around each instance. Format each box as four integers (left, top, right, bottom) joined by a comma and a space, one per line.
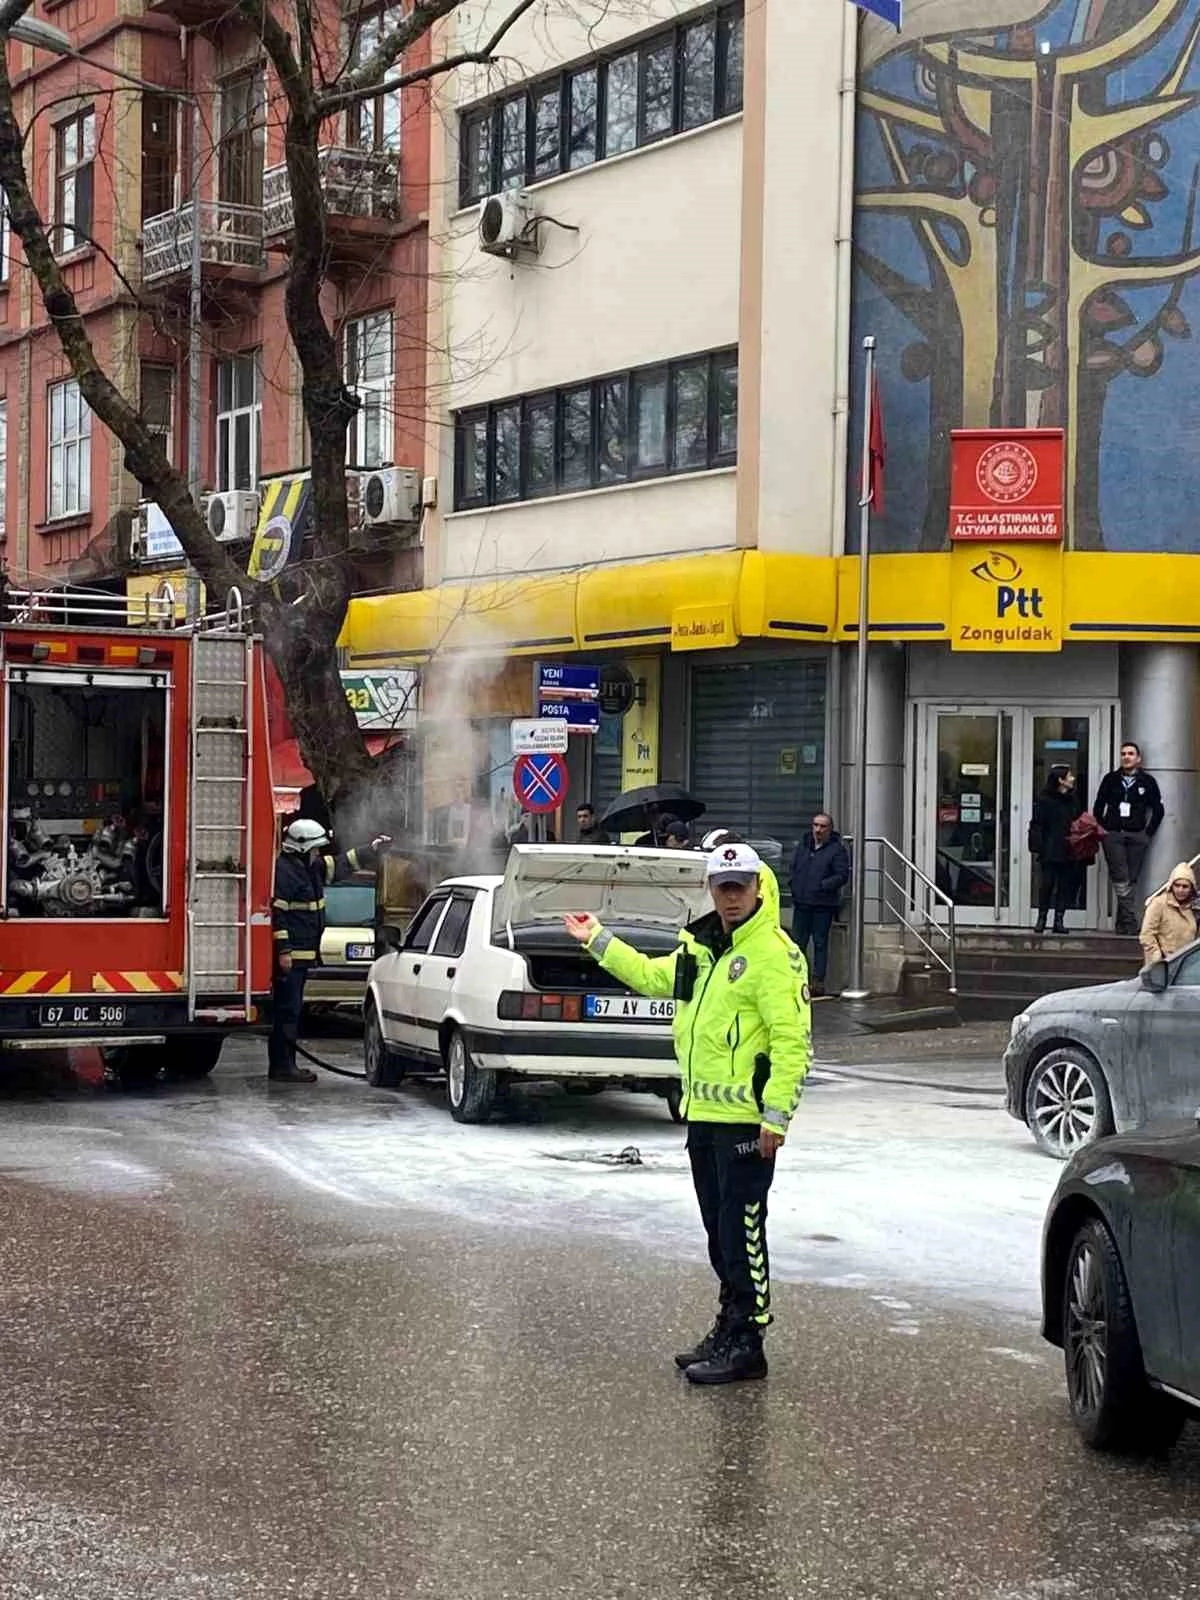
512, 752, 568, 815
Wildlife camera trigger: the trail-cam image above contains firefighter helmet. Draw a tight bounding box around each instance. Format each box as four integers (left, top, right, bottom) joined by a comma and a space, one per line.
282, 818, 331, 854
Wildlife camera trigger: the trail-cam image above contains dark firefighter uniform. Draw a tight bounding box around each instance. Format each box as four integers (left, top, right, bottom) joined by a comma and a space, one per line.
584, 878, 810, 1378
269, 839, 379, 1080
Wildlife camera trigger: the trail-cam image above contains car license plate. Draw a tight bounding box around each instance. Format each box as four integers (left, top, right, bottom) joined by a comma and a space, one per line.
585, 995, 675, 1022
345, 943, 375, 961
39, 1002, 127, 1028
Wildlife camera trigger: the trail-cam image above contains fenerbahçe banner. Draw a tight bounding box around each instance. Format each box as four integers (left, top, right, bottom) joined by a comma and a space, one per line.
248, 474, 313, 582
950, 541, 1063, 653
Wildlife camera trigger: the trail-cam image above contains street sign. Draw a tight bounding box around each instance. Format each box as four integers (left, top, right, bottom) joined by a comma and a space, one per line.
538, 663, 599, 699
511, 717, 569, 755
513, 752, 568, 814
538, 695, 600, 734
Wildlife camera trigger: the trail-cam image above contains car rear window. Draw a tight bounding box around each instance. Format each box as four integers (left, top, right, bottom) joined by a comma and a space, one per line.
324, 884, 375, 928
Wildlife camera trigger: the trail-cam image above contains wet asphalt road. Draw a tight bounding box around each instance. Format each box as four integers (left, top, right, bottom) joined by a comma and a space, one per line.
2, 1039, 1200, 1599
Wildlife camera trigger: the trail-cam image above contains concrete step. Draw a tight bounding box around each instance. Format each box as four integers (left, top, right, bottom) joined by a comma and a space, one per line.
955, 993, 1030, 1024
957, 967, 1131, 997
955, 951, 1137, 979
953, 932, 1140, 959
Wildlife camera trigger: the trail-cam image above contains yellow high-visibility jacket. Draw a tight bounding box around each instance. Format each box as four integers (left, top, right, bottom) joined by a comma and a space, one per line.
587, 900, 811, 1130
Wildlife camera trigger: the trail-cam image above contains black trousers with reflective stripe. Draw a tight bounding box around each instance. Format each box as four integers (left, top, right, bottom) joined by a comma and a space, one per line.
687, 1121, 775, 1335
269, 963, 311, 1074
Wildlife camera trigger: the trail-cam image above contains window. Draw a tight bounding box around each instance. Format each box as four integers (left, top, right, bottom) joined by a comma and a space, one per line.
47, 377, 91, 519
567, 69, 598, 169
456, 410, 488, 507
432, 895, 473, 958
141, 93, 178, 222
404, 895, 447, 953
219, 71, 265, 210
54, 109, 95, 254
0, 400, 7, 537
344, 310, 394, 468
604, 53, 638, 158
1173, 948, 1200, 987
140, 364, 175, 464
717, 7, 744, 115
559, 385, 593, 489
524, 393, 556, 497
638, 38, 675, 144
453, 349, 737, 509
633, 368, 668, 472
458, 4, 743, 204
349, 10, 402, 152
215, 351, 261, 491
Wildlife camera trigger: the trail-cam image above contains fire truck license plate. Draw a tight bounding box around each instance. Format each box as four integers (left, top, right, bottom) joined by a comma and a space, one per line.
39, 1002, 127, 1028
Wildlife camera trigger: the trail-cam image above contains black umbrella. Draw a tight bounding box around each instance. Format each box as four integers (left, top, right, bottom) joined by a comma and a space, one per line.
600, 783, 706, 833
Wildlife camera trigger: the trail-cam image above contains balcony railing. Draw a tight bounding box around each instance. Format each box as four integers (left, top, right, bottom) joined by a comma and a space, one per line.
142, 200, 265, 284
263, 146, 403, 237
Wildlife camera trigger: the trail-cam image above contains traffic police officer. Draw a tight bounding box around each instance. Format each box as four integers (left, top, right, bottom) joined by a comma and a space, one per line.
270, 819, 388, 1083
565, 841, 811, 1384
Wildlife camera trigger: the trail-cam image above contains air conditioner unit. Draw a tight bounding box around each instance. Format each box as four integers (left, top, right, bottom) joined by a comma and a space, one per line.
204, 489, 260, 543
478, 190, 537, 258
360, 466, 421, 527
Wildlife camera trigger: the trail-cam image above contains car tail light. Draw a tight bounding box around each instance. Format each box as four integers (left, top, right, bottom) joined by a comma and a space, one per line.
498, 990, 587, 1023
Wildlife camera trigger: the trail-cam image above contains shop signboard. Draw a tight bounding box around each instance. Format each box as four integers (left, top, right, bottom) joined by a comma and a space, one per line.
949, 429, 1064, 543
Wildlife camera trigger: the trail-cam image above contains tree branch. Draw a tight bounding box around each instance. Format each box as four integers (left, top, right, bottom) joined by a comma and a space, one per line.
322, 0, 538, 114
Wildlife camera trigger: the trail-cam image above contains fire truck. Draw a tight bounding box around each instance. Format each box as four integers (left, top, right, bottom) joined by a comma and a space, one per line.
0, 584, 276, 1087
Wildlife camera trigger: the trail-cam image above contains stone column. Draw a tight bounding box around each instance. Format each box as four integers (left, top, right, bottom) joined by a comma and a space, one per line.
1118, 644, 1200, 898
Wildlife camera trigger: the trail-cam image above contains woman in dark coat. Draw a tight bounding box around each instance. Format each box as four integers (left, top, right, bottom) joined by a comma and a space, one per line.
1032, 765, 1081, 934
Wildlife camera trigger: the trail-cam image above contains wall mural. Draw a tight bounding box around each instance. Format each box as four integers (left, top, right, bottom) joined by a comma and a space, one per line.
853, 0, 1200, 552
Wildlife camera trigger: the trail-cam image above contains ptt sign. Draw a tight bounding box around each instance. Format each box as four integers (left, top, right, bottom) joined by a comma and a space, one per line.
951, 544, 1062, 653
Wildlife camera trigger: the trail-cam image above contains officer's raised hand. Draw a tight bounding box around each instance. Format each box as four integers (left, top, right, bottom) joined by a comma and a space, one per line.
563, 913, 598, 943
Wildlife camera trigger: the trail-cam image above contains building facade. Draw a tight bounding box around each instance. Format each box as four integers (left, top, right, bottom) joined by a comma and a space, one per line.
345, 0, 1200, 934
346, 0, 856, 862
1, 0, 430, 613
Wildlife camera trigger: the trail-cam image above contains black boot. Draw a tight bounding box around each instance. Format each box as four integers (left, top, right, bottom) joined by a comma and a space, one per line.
269, 1063, 318, 1083
1034, 914, 1047, 935
685, 1327, 767, 1386
674, 1312, 730, 1370
1053, 917, 1068, 935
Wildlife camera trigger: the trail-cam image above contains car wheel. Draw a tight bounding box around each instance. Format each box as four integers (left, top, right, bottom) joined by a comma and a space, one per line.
1062, 1217, 1186, 1453
665, 1083, 685, 1124
444, 1027, 497, 1125
1025, 1048, 1113, 1160
364, 999, 403, 1089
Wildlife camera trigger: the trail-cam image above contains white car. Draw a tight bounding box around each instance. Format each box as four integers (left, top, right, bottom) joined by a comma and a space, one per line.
361, 844, 710, 1123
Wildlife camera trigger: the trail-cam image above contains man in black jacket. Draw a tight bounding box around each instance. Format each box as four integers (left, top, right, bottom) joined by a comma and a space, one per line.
270, 819, 388, 1082
1093, 742, 1164, 935
788, 813, 851, 996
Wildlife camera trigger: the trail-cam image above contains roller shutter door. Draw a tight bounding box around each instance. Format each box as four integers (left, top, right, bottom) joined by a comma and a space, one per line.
689, 658, 827, 875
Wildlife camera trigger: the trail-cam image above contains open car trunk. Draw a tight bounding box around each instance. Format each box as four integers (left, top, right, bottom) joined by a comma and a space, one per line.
493, 846, 709, 986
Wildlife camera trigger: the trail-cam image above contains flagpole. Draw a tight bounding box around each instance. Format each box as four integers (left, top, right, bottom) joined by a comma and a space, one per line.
844, 334, 876, 1000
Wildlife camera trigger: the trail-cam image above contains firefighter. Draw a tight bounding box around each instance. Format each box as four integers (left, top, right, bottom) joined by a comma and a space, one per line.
269, 818, 390, 1083
564, 841, 811, 1385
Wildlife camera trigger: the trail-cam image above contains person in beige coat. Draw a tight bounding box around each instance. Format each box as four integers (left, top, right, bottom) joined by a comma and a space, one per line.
1139, 862, 1198, 967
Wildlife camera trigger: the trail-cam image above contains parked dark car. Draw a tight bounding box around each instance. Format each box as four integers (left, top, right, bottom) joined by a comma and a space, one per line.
1042, 1120, 1200, 1452
1004, 938, 1200, 1158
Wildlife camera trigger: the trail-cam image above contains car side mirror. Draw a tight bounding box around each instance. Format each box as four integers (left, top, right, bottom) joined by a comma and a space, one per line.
1142, 960, 1170, 993
380, 923, 405, 953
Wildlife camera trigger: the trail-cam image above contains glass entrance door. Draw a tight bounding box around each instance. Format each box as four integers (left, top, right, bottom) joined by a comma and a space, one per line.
928, 710, 1012, 922
918, 703, 1112, 927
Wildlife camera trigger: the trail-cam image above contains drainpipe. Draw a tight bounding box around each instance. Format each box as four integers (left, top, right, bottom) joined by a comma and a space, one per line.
829, 3, 858, 560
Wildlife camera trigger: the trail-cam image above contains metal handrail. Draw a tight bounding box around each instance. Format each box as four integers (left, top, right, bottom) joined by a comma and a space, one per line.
844, 834, 958, 993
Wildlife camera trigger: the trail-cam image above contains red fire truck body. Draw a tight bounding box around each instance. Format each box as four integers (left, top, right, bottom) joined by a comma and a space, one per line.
0, 591, 275, 1078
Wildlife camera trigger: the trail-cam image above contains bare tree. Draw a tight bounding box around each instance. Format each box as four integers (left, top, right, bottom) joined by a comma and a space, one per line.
0, 0, 538, 817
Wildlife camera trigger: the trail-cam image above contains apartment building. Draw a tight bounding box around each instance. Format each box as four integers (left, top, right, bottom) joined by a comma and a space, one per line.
1, 0, 430, 612
346, 0, 854, 854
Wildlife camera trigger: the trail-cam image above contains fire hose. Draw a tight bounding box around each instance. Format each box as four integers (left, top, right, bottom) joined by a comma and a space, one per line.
294, 1041, 367, 1080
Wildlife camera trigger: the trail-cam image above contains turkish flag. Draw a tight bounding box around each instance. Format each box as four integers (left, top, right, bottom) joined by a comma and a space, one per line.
865, 371, 887, 516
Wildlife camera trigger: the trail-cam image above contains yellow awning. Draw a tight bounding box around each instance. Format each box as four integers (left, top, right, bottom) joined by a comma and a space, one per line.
344, 551, 839, 667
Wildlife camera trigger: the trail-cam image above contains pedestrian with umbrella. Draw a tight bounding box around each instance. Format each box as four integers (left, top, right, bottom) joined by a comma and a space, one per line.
600, 783, 705, 846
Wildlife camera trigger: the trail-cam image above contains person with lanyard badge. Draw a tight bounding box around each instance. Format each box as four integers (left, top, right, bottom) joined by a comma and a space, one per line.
564, 841, 811, 1385
1092, 742, 1164, 936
